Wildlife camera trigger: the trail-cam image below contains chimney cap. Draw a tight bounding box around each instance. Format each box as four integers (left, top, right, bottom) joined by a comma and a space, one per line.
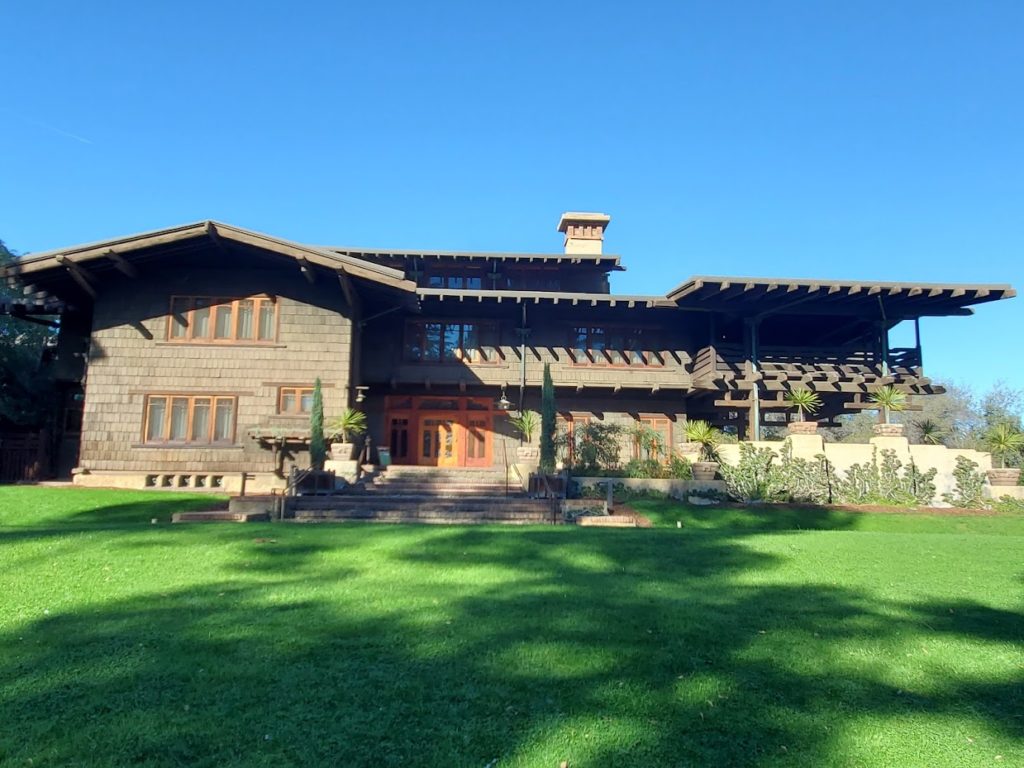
557, 211, 611, 233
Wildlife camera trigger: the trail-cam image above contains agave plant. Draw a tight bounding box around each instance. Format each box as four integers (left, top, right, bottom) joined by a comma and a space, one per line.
868, 385, 907, 424
508, 410, 538, 443
984, 423, 1024, 469
913, 419, 946, 446
326, 408, 367, 443
683, 419, 721, 463
783, 387, 822, 421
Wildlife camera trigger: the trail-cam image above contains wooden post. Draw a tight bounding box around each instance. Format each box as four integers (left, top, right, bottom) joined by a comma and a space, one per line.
914, 317, 923, 374
745, 318, 761, 441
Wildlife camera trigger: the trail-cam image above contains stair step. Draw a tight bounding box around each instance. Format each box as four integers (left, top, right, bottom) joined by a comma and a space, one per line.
293, 498, 549, 512
292, 508, 554, 524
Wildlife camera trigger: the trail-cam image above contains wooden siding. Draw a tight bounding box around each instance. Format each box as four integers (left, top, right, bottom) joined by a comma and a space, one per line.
359, 305, 695, 393
77, 267, 353, 475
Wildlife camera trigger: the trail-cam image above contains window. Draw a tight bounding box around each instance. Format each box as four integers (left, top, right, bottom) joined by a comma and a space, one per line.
634, 417, 672, 461
557, 414, 589, 467
570, 326, 662, 367
167, 296, 277, 343
143, 395, 236, 445
278, 387, 314, 415
404, 321, 499, 363
424, 269, 483, 290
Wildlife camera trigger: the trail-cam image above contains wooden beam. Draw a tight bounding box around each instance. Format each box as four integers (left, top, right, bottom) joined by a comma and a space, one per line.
106, 251, 140, 278
337, 270, 361, 314
298, 257, 316, 285
54, 255, 98, 299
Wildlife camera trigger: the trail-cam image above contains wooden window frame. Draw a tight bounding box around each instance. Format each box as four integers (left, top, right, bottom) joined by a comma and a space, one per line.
633, 416, 673, 461
278, 386, 315, 415
423, 267, 485, 290
403, 320, 502, 365
166, 295, 279, 344
142, 394, 238, 445
569, 325, 665, 368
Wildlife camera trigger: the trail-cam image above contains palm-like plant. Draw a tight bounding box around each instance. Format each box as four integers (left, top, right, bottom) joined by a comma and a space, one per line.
327, 408, 367, 443
869, 385, 907, 424
913, 419, 946, 446
508, 410, 538, 443
783, 388, 822, 421
683, 419, 721, 463
984, 423, 1024, 469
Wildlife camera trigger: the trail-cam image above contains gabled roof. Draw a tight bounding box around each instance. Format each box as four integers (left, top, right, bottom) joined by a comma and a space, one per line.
6, 221, 414, 292
667, 275, 1016, 317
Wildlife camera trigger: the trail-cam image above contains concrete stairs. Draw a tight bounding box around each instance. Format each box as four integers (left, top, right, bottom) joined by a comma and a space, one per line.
360, 465, 517, 497
288, 465, 556, 524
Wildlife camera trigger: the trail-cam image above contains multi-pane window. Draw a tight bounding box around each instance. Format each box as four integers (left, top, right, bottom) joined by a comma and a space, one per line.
425, 271, 483, 290
404, 321, 499, 363
570, 326, 662, 366
633, 417, 672, 461
278, 387, 314, 415
168, 296, 277, 343
144, 395, 236, 444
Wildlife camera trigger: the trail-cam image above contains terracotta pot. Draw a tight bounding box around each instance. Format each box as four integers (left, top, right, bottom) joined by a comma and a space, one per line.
872, 423, 905, 437
329, 442, 355, 460
787, 421, 819, 436
986, 468, 1021, 487
691, 461, 720, 483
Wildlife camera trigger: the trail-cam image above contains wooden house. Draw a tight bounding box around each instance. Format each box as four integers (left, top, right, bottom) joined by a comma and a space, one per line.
2, 213, 1014, 491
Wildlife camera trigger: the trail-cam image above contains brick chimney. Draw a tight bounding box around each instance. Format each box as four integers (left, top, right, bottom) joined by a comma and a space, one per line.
557, 212, 611, 255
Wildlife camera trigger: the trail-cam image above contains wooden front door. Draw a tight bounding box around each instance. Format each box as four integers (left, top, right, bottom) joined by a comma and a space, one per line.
420, 417, 460, 468
465, 416, 490, 467
389, 417, 411, 464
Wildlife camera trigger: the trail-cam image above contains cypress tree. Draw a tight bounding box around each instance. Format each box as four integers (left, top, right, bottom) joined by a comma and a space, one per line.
540, 363, 556, 473
309, 377, 326, 470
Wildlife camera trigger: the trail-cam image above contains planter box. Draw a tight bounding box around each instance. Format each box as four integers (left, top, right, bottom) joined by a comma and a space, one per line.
787, 421, 819, 436
675, 443, 701, 458
691, 461, 720, 482
987, 468, 1021, 487
872, 423, 905, 437
330, 442, 355, 461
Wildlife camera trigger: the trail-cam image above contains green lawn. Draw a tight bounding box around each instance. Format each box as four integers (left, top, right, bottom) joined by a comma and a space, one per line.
1, 487, 1021, 767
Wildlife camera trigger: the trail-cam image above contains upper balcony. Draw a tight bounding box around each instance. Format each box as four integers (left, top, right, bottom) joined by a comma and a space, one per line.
690, 343, 926, 393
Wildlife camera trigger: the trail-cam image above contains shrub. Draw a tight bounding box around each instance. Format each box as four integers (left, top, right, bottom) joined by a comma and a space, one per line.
570, 422, 624, 474
539, 364, 557, 473
719, 443, 784, 502
623, 458, 663, 479
833, 448, 936, 507
309, 378, 326, 471
666, 453, 693, 480
942, 456, 987, 509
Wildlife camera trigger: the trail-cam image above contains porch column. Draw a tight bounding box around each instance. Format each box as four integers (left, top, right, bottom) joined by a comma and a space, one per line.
745, 318, 761, 441
914, 317, 923, 375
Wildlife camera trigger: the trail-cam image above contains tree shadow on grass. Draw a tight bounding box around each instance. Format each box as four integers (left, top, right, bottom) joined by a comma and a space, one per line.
0, 523, 1021, 767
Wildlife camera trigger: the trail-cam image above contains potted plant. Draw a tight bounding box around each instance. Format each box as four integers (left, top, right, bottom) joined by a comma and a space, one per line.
984, 423, 1023, 486
508, 410, 540, 463
326, 408, 367, 460
783, 387, 822, 435
869, 384, 907, 437
684, 419, 721, 482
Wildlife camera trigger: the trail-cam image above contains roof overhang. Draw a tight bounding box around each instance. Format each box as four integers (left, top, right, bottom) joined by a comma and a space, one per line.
666, 275, 1016, 318
325, 246, 623, 270
5, 221, 416, 295
416, 288, 673, 308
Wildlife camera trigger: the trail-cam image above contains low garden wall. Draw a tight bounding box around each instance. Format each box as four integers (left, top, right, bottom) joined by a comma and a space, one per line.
716, 434, 1020, 504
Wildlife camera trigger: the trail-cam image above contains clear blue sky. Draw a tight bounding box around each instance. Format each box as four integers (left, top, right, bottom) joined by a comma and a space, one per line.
2, 1, 1021, 392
